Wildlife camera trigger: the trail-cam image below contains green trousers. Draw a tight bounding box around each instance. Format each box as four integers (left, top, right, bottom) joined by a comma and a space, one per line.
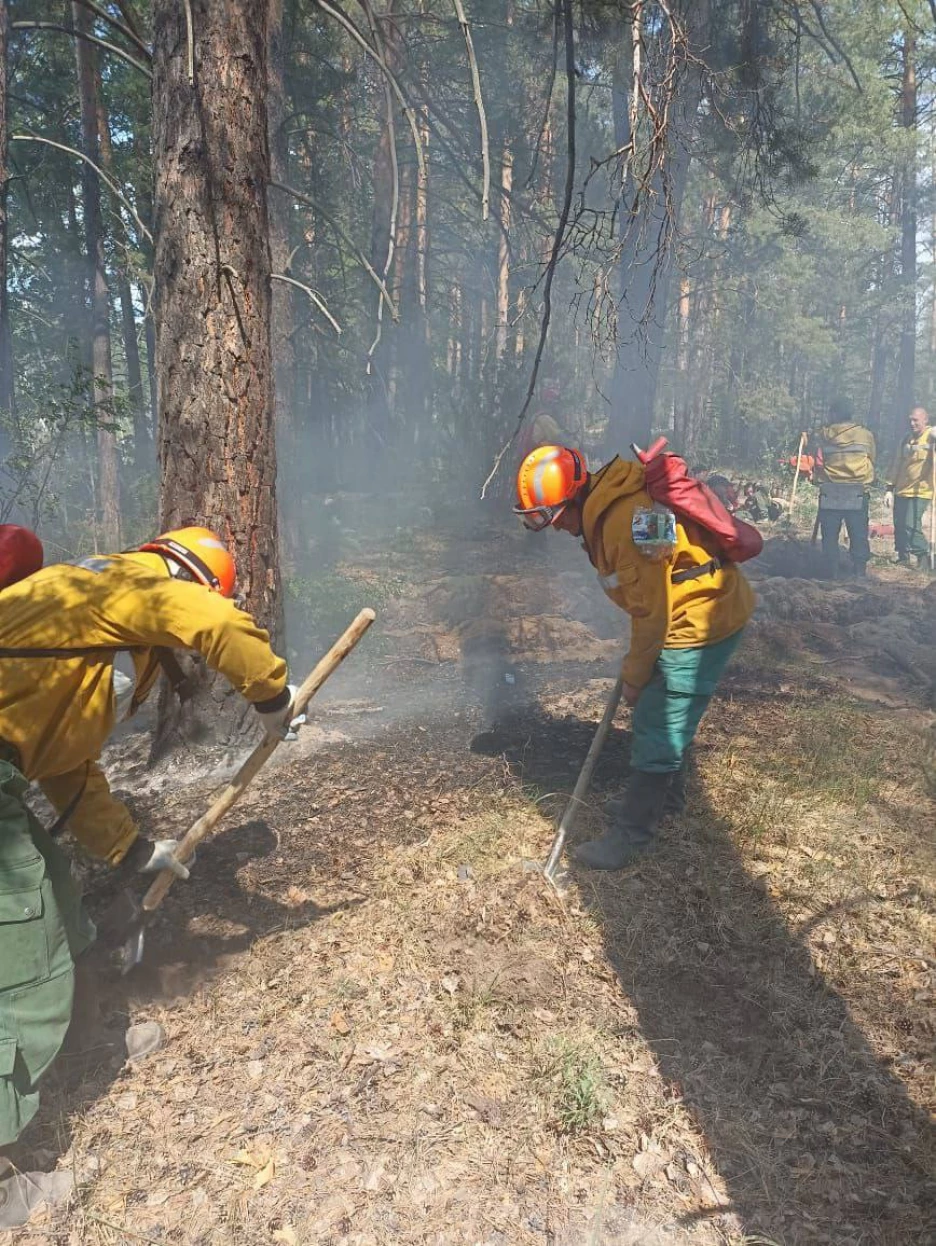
893, 495, 931, 560
629, 630, 744, 773
0, 760, 94, 1147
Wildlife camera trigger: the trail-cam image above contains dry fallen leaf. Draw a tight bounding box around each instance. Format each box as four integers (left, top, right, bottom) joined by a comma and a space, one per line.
272, 1228, 297, 1246
330, 1010, 352, 1035
253, 1156, 275, 1190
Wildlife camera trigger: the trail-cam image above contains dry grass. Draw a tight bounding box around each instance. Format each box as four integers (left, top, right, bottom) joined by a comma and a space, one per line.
5, 547, 935, 1245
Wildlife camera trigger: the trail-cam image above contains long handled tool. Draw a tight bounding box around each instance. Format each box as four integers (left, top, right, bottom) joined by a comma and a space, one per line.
929, 447, 936, 573
543, 671, 625, 881
789, 432, 807, 514
118, 607, 376, 971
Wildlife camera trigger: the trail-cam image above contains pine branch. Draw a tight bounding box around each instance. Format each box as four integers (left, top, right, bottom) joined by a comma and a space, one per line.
11, 21, 152, 78
271, 274, 342, 335
68, 0, 151, 59
268, 180, 398, 321
481, 0, 576, 499
451, 0, 490, 220
314, 0, 426, 180
11, 134, 153, 244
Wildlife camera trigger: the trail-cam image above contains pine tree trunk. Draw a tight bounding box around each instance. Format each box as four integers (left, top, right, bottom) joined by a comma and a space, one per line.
607, 1, 708, 452
0, 0, 13, 449
73, 1, 120, 548
894, 28, 917, 430
93, 62, 151, 474
152, 0, 280, 737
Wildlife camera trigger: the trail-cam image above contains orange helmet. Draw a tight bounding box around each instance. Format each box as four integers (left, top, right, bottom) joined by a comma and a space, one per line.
514, 444, 587, 531
140, 526, 236, 598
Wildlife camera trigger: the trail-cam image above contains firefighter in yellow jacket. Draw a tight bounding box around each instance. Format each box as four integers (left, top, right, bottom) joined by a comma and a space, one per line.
514, 446, 754, 870
0, 528, 298, 1147
886, 406, 935, 567
806, 398, 876, 578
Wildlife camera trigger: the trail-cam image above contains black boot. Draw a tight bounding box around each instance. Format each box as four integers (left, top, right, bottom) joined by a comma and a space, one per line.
574, 771, 671, 870
605, 759, 687, 822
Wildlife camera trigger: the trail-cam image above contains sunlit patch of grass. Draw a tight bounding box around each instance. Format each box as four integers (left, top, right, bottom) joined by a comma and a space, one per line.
759, 698, 898, 810
531, 1034, 610, 1134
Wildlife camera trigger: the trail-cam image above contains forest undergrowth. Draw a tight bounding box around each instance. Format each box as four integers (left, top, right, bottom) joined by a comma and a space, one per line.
4, 525, 934, 1246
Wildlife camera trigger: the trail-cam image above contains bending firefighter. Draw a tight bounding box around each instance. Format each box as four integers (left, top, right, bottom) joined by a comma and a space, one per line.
886, 406, 935, 567
515, 446, 754, 870
0, 528, 299, 1148
806, 399, 876, 578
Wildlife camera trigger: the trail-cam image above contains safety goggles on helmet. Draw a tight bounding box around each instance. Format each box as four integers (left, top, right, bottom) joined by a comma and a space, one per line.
512, 501, 569, 531
514, 444, 586, 531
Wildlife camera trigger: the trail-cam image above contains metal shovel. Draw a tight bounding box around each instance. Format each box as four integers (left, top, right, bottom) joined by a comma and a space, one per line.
115, 607, 376, 971
543, 671, 625, 881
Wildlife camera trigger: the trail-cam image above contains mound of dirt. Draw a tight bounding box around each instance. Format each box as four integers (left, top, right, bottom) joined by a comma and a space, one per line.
754, 577, 888, 625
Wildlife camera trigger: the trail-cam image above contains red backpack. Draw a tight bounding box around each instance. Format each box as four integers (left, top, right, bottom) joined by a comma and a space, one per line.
634, 439, 763, 564
0, 524, 44, 589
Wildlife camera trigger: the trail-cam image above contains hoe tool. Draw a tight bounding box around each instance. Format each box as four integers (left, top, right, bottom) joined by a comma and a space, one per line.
543, 671, 625, 881
116, 608, 376, 972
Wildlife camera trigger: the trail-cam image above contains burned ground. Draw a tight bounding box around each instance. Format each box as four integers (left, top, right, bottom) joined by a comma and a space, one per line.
4, 530, 935, 1246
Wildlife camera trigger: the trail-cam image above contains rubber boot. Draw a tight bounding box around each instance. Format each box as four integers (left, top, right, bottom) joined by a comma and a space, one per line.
604, 759, 687, 822
573, 771, 671, 870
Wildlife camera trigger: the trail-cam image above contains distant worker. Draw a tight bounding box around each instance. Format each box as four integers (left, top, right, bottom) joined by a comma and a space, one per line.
885, 406, 935, 567
0, 528, 300, 1149
514, 445, 754, 870
807, 398, 876, 578
516, 379, 571, 465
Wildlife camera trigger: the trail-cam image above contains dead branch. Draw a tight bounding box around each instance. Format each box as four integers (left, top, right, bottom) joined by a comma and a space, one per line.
451, 0, 490, 221
69, 0, 151, 59
11, 21, 153, 78
271, 273, 342, 335
480, 0, 576, 499
315, 0, 426, 181
357, 0, 400, 372
11, 134, 153, 244
269, 179, 398, 321
182, 0, 195, 86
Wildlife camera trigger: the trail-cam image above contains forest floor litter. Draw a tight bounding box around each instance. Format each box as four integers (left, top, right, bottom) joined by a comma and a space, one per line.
3, 522, 934, 1246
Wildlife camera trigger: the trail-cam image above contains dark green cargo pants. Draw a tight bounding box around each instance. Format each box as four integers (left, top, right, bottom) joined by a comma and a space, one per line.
0, 760, 94, 1147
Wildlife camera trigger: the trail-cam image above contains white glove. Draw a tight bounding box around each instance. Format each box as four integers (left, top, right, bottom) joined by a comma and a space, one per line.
884, 490, 893, 509
137, 837, 193, 880
255, 683, 306, 741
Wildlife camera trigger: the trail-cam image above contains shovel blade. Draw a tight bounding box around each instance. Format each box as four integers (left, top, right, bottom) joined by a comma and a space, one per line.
117, 923, 146, 975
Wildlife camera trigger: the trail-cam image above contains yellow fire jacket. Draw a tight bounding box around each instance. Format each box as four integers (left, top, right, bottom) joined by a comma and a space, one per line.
889, 430, 935, 498
0, 552, 288, 863
815, 422, 876, 485
581, 458, 755, 690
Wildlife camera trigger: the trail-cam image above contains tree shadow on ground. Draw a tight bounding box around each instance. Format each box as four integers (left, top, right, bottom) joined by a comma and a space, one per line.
486, 706, 936, 1245
13, 818, 359, 1173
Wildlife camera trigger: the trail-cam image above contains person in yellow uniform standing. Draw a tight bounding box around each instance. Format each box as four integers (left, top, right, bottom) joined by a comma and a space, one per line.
514, 446, 754, 870
807, 398, 876, 579
0, 528, 299, 1149
886, 407, 935, 567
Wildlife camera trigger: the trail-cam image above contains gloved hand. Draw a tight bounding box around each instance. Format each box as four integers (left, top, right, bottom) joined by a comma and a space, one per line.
884, 490, 894, 509
124, 835, 193, 880
254, 683, 306, 741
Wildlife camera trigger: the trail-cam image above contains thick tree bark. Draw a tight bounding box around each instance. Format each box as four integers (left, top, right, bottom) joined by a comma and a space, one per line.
0, 0, 13, 443
73, 1, 120, 548
268, 0, 296, 436
894, 29, 917, 430
152, 0, 280, 736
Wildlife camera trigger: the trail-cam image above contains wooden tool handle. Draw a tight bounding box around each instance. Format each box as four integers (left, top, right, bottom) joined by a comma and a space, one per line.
543, 670, 625, 879
141, 607, 376, 913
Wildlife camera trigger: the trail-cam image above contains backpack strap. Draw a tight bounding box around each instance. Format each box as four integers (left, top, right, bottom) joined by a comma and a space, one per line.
671, 557, 721, 585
